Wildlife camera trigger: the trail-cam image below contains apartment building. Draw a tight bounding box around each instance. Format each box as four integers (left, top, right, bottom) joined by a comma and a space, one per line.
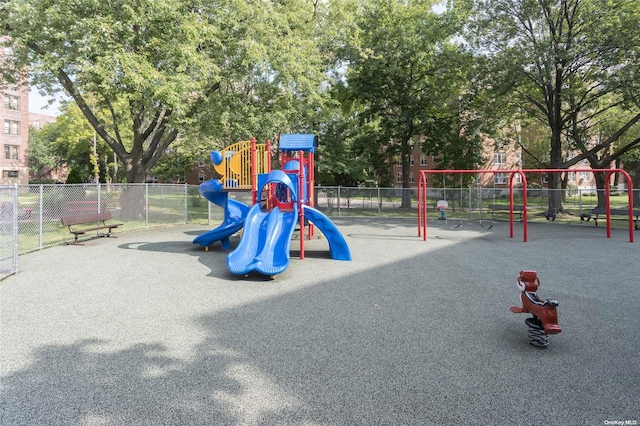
1, 83, 30, 185
391, 139, 620, 190
391, 141, 524, 189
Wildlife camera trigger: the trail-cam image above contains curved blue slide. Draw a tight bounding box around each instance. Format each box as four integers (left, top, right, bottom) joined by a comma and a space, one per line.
302, 205, 352, 261
227, 170, 298, 276
193, 180, 250, 250
226, 204, 298, 276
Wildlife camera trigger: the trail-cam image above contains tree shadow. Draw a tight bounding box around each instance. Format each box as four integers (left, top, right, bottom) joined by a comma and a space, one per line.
3, 225, 638, 424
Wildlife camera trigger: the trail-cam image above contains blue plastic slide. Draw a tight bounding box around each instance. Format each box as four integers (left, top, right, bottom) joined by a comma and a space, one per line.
192, 180, 249, 250
226, 204, 298, 276
302, 205, 352, 261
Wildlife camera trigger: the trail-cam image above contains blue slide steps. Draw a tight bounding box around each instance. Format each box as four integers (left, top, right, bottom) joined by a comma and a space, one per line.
192, 180, 249, 250
302, 205, 351, 261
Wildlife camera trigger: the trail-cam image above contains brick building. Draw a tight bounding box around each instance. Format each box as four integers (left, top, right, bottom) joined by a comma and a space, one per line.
0, 62, 30, 185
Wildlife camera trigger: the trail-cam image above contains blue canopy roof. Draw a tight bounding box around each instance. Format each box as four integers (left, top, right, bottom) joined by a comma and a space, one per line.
279, 134, 316, 153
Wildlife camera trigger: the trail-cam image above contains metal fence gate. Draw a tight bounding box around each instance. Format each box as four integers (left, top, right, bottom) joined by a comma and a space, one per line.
0, 185, 19, 280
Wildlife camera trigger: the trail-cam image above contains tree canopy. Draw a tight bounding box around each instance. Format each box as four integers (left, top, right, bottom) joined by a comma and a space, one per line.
338, 0, 484, 206
1, 0, 345, 182
469, 0, 640, 210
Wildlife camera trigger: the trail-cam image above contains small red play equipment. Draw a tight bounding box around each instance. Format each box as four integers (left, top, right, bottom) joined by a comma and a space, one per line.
510, 270, 561, 348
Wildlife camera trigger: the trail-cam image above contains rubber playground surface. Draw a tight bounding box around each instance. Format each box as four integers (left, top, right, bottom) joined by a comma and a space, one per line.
1, 219, 638, 425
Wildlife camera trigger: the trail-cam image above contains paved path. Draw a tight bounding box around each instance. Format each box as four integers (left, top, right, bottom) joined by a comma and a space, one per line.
1, 219, 638, 425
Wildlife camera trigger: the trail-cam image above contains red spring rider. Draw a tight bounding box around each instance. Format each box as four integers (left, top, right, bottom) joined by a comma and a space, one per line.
510, 270, 561, 348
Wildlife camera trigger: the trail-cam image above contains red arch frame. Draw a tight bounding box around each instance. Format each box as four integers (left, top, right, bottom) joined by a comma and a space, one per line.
418, 169, 635, 243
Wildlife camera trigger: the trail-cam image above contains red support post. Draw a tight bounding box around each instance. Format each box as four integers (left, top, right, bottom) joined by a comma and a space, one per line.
298, 150, 305, 259
251, 137, 257, 205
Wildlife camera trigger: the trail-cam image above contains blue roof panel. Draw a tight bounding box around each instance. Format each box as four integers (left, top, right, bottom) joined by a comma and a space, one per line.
279, 134, 316, 153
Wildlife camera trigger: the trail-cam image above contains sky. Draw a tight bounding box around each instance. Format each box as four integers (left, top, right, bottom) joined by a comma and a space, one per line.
28, 87, 61, 116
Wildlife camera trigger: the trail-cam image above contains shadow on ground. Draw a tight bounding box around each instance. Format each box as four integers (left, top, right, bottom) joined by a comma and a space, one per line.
1, 223, 638, 425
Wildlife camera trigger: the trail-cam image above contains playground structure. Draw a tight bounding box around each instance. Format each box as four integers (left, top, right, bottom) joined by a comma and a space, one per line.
193, 135, 351, 277
510, 270, 561, 348
418, 168, 636, 243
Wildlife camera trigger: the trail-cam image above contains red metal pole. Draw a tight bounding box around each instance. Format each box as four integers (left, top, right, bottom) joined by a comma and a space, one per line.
417, 171, 422, 237
251, 137, 257, 205
299, 150, 305, 259
623, 171, 635, 243
509, 174, 515, 239
265, 140, 272, 206
521, 172, 528, 242
308, 151, 315, 239
606, 172, 612, 238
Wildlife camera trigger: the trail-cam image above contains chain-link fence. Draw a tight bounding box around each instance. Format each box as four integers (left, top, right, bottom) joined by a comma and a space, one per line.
3, 183, 638, 278
315, 185, 639, 223
12, 183, 244, 257
1, 185, 19, 280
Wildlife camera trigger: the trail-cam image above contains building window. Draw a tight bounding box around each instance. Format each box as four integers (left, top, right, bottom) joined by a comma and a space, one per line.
567, 172, 576, 182
33, 120, 41, 128
4, 145, 19, 160
4, 120, 19, 135
514, 173, 522, 184
197, 159, 205, 167
4, 94, 19, 110
396, 156, 401, 166
396, 172, 402, 183
420, 154, 428, 166
579, 171, 590, 182
198, 172, 205, 182
4, 170, 19, 178
409, 172, 414, 184
493, 152, 506, 165
410, 155, 414, 166
494, 173, 507, 184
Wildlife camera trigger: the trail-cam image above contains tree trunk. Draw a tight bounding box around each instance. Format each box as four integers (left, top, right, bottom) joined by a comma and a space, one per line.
120, 160, 148, 219
400, 137, 412, 209
124, 159, 148, 183
593, 170, 608, 209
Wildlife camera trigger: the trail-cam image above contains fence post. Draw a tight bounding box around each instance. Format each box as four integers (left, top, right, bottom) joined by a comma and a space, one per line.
13, 184, 19, 273
145, 184, 149, 227
578, 188, 583, 224
184, 184, 188, 224
338, 186, 341, 217
377, 187, 381, 216
39, 185, 43, 249
97, 182, 101, 213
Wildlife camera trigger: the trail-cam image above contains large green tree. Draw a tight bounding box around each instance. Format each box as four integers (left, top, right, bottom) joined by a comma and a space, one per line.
1, 0, 342, 183
344, 0, 482, 208
33, 100, 118, 183
470, 0, 640, 212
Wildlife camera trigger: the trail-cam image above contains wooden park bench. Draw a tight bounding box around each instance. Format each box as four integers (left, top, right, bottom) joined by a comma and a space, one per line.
60, 211, 123, 244
580, 207, 640, 230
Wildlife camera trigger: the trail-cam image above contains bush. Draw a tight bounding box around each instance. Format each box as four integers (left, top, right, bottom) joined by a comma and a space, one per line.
29, 178, 57, 185
189, 186, 203, 208
65, 169, 83, 184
